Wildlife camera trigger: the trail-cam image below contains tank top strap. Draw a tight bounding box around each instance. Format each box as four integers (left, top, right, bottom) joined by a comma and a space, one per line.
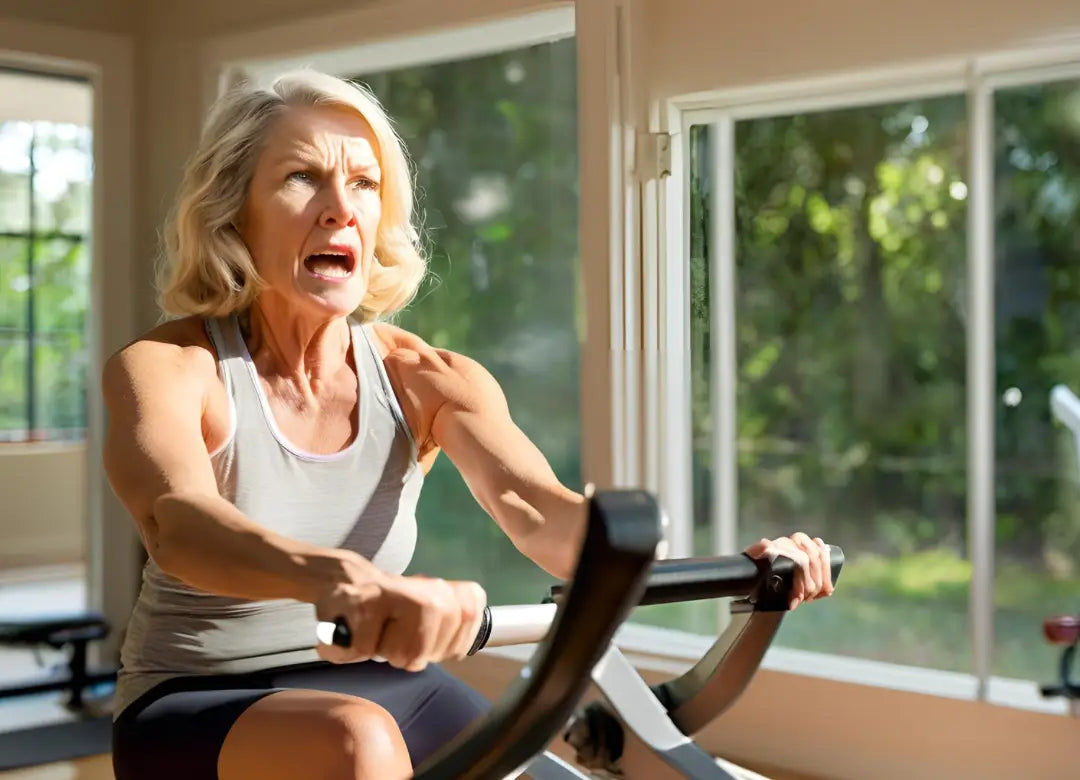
352, 320, 417, 451
202, 314, 247, 398
204, 313, 273, 425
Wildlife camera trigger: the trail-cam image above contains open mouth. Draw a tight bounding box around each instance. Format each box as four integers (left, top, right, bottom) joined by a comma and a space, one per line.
303, 250, 355, 280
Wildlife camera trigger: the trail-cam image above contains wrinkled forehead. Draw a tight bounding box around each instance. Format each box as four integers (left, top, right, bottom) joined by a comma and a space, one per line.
261, 103, 382, 169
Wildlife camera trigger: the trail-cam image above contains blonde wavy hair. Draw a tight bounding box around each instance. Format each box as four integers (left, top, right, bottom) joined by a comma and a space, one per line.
156, 69, 426, 321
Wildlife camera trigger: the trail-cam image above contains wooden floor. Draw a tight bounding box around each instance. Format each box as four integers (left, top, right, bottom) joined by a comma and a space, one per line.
0, 755, 820, 780
0, 753, 824, 780
0, 567, 110, 779
1, 756, 112, 780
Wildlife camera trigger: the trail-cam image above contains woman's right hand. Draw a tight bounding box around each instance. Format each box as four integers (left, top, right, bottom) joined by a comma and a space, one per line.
315, 565, 488, 672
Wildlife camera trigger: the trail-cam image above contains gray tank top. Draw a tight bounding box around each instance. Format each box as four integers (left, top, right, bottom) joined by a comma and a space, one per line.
113, 313, 422, 718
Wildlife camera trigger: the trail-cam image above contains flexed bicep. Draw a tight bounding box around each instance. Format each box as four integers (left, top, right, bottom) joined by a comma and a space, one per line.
372, 323, 584, 578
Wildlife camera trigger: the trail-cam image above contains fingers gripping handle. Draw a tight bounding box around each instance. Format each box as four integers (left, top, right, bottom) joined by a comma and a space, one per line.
317, 605, 494, 656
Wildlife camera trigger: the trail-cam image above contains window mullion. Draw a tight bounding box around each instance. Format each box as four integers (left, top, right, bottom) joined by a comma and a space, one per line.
653, 118, 692, 558
967, 72, 996, 701
709, 117, 737, 561
26, 128, 37, 438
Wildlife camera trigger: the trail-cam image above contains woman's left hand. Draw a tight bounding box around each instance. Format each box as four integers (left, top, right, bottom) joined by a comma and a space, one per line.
743, 533, 835, 611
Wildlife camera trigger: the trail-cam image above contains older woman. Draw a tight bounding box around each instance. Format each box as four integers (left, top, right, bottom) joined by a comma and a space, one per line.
102, 70, 834, 780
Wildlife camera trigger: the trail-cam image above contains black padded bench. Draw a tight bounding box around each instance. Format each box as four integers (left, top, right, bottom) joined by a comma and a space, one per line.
0, 612, 118, 709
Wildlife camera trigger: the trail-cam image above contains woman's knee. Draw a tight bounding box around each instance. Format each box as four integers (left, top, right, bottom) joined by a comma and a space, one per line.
332, 698, 411, 776
219, 691, 411, 780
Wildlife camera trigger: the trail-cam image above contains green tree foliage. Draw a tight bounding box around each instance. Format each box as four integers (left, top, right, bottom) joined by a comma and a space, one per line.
995, 81, 1080, 564
0, 120, 91, 439
727, 95, 969, 553
686, 81, 1080, 678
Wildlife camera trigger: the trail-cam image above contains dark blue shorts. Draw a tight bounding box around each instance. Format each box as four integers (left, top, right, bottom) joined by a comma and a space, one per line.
111, 660, 491, 779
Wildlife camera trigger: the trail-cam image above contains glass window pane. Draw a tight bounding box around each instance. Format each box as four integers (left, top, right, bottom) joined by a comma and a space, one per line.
0, 236, 28, 330
0, 336, 27, 439
686, 96, 972, 668
736, 98, 970, 667
32, 239, 89, 438
0, 236, 29, 439
352, 35, 580, 604
31, 122, 93, 235
34, 332, 86, 438
994, 77, 1080, 682
32, 240, 89, 334
0, 121, 31, 233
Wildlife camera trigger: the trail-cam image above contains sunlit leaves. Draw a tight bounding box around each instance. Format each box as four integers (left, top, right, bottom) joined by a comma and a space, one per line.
689, 80, 1080, 675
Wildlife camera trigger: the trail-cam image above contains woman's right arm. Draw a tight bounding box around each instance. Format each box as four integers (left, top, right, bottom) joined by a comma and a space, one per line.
101, 334, 372, 604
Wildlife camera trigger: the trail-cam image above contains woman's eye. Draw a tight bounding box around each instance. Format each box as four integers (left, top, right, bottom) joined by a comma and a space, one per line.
353, 177, 379, 191
288, 171, 313, 184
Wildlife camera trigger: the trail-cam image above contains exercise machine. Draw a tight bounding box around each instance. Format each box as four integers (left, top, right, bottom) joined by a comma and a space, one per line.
1044, 384, 1080, 717
0, 612, 117, 711
321, 488, 845, 779
551, 543, 843, 778
1040, 615, 1080, 716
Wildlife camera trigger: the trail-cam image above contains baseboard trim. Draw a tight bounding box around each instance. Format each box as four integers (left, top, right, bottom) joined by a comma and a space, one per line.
0, 536, 85, 572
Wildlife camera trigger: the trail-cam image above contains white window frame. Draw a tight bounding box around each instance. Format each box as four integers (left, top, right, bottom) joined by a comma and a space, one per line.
644, 40, 1080, 714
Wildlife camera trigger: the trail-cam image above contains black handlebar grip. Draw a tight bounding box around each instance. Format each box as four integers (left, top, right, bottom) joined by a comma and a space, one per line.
329, 618, 351, 648
547, 543, 845, 608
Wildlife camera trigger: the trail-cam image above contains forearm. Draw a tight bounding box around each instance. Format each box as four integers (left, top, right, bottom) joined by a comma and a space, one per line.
454, 418, 587, 580
150, 491, 374, 603
493, 483, 587, 581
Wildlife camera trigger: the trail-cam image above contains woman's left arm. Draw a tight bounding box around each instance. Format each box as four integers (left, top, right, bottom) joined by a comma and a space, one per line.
377, 325, 587, 580
376, 325, 836, 603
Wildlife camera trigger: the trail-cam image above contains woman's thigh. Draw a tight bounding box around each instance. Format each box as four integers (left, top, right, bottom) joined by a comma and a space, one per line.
217, 688, 412, 780
267, 660, 491, 764
112, 682, 276, 780
112, 662, 491, 780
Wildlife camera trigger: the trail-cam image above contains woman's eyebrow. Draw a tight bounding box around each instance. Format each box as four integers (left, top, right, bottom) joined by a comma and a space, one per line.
272, 150, 381, 176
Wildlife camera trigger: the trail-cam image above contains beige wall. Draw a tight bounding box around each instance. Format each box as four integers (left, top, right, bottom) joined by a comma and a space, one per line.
640, 0, 1080, 113
147, 0, 379, 38
0, 447, 86, 568
0, 0, 136, 36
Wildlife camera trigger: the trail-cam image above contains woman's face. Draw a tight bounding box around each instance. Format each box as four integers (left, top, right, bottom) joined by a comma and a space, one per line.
237, 104, 382, 319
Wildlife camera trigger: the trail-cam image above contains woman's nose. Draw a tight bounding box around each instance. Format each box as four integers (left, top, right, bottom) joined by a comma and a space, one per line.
318, 184, 355, 228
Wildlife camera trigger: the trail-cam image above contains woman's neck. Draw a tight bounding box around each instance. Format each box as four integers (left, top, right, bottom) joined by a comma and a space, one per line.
239, 302, 353, 393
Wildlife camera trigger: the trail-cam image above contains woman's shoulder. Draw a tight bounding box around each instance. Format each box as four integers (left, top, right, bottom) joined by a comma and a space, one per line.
367, 322, 498, 398
367, 321, 461, 363
366, 320, 418, 356
104, 316, 222, 395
